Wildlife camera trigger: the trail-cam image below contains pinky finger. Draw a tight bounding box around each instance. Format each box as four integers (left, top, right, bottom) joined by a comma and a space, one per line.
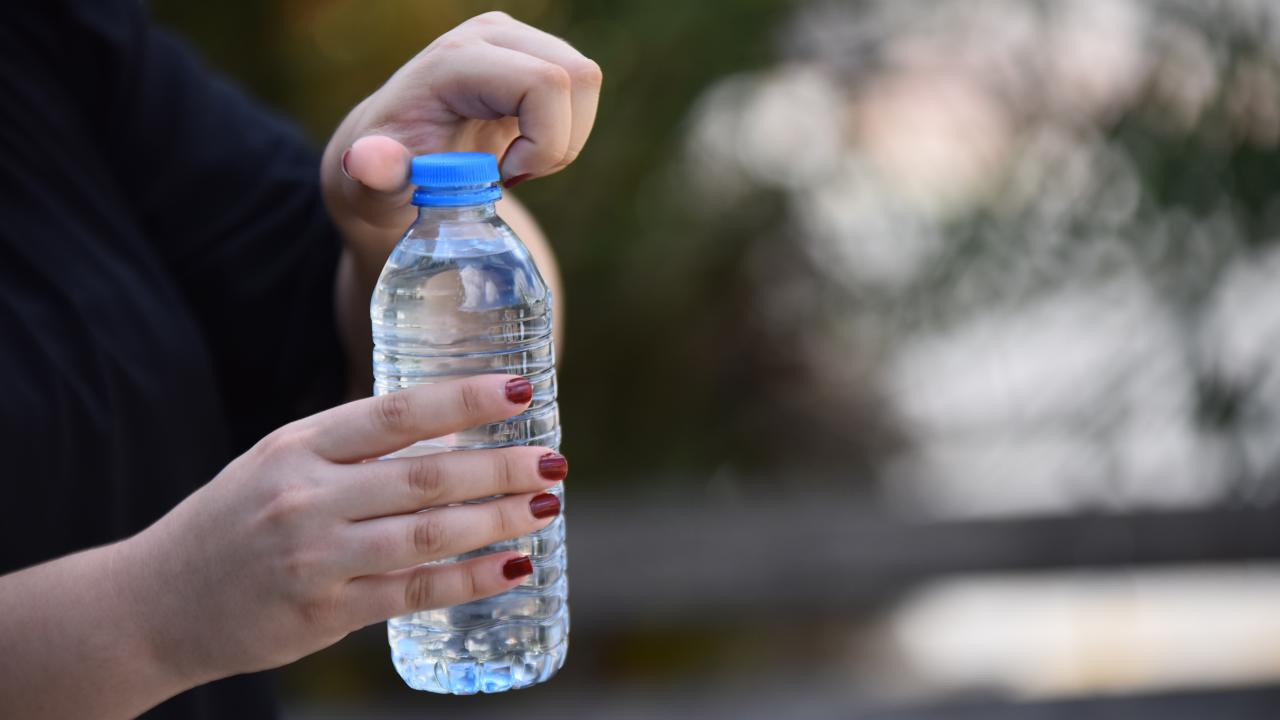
344, 552, 534, 627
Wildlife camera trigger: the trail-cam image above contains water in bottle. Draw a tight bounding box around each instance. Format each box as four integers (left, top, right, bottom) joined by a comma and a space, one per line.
371, 152, 567, 694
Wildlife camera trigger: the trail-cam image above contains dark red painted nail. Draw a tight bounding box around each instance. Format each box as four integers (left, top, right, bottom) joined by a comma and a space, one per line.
503, 173, 532, 189
502, 556, 533, 580
340, 148, 354, 181
505, 377, 533, 404
529, 492, 561, 519
538, 453, 569, 481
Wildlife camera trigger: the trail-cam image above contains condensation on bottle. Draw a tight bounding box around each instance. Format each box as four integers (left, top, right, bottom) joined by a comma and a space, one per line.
371, 152, 567, 694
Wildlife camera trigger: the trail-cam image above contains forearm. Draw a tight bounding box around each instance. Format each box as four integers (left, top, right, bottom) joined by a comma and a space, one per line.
0, 539, 191, 719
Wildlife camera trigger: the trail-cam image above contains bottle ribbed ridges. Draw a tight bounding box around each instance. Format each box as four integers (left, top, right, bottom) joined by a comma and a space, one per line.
377, 325, 568, 694
391, 623, 569, 694
386, 511, 569, 693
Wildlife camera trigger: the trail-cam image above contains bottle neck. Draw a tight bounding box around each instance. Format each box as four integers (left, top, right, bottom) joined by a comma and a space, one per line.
415, 202, 497, 223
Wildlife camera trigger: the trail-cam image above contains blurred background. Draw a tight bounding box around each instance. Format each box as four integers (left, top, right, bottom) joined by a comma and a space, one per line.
153, 0, 1280, 717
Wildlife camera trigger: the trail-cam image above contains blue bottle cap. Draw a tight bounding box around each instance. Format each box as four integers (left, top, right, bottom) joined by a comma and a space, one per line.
410, 152, 503, 207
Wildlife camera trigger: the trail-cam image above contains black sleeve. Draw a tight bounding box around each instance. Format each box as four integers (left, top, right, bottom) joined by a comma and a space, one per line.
81, 1, 348, 447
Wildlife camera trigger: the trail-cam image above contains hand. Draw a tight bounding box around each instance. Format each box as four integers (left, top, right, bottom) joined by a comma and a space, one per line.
321, 12, 598, 395
114, 375, 567, 685
322, 11, 603, 239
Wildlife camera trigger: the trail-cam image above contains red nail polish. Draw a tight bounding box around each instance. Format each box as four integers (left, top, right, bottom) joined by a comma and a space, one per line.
503, 173, 531, 189
529, 492, 561, 519
538, 453, 568, 481
505, 377, 533, 404
502, 556, 533, 580
340, 148, 354, 181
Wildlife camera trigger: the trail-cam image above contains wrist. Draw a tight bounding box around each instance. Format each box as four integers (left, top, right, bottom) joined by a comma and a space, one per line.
107, 529, 215, 695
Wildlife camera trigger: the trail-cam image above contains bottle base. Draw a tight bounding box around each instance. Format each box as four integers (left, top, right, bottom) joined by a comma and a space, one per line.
391, 643, 568, 694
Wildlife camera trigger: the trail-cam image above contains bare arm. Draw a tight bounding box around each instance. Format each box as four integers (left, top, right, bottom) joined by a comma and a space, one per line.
0, 376, 565, 718
0, 542, 187, 718
1, 12, 596, 717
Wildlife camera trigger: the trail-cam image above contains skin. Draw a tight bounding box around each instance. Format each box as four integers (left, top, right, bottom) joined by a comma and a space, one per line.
0, 12, 599, 719
328, 10, 594, 393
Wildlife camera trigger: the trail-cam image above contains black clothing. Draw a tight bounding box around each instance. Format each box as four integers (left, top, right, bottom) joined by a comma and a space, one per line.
0, 2, 346, 717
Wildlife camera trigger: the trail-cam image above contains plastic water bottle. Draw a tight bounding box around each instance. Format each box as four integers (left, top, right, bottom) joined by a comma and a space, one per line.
371, 152, 567, 694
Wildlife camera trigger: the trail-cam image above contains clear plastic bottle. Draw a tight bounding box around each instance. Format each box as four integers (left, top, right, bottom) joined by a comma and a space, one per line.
371, 152, 567, 694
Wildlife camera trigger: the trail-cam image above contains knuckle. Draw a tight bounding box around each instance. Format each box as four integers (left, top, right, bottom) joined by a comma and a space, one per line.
473, 10, 513, 25
493, 502, 520, 540
411, 517, 447, 558
432, 35, 471, 54
298, 592, 341, 629
364, 529, 400, 567
571, 59, 603, 87
550, 66, 574, 93
534, 62, 573, 93
373, 392, 414, 433
257, 424, 303, 458
406, 457, 446, 505
493, 451, 518, 493
459, 566, 479, 601
404, 567, 438, 610
559, 146, 582, 169
281, 548, 317, 583
457, 380, 486, 418
262, 485, 311, 526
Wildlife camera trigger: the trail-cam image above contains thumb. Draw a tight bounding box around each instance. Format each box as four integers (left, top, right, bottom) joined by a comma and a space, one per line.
339, 135, 414, 226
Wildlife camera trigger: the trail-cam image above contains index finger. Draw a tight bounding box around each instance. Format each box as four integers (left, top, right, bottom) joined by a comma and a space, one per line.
429, 43, 573, 181
478, 24, 602, 172
300, 375, 532, 462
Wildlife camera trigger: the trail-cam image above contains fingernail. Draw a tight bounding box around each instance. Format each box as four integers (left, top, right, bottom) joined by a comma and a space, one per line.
505, 377, 533, 404
529, 492, 561, 519
502, 556, 533, 580
340, 148, 354, 181
538, 452, 569, 481
503, 173, 531, 189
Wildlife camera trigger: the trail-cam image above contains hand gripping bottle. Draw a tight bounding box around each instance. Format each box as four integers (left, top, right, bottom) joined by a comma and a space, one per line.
372, 152, 567, 693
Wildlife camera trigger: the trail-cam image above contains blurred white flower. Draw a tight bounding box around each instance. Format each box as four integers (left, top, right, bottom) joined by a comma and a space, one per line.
1149, 20, 1221, 132
1045, 0, 1150, 121
1200, 244, 1280, 497
798, 155, 942, 290
886, 281, 1222, 517
855, 70, 1013, 218
680, 0, 1280, 516
735, 64, 846, 189
1226, 57, 1280, 146
683, 64, 845, 205
682, 72, 760, 208
886, 566, 1280, 697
